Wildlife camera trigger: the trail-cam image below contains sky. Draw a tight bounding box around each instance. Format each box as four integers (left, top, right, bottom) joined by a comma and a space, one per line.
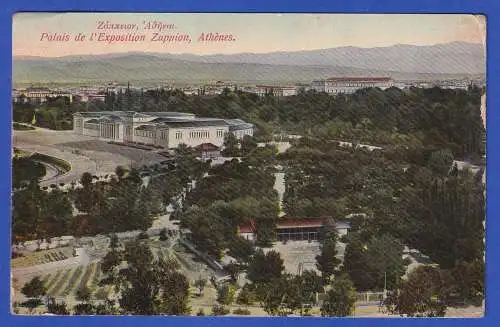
12, 13, 486, 57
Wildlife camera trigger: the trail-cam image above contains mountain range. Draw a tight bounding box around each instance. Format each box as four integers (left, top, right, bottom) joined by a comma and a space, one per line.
13, 42, 485, 85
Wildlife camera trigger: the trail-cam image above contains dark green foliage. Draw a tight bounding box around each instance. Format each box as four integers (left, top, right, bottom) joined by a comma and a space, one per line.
427, 149, 454, 176
247, 249, 284, 285
20, 298, 43, 313
320, 274, 357, 317
73, 303, 95, 315
316, 229, 341, 280
211, 305, 230, 316
21, 276, 47, 298
47, 299, 70, 315
103, 239, 190, 316
159, 228, 168, 241
344, 233, 406, 291
385, 266, 451, 317
222, 132, 240, 157
194, 278, 206, 296
75, 285, 91, 302
12, 181, 72, 241
236, 284, 258, 305
216, 284, 236, 305
181, 157, 278, 255
12, 157, 46, 188
233, 308, 251, 315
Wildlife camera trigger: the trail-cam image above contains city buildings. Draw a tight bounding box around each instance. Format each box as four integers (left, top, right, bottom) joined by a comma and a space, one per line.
311, 77, 394, 94
12, 87, 73, 104
249, 85, 298, 97
73, 111, 254, 149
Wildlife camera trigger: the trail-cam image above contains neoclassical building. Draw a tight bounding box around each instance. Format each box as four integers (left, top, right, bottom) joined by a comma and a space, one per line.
73, 111, 254, 149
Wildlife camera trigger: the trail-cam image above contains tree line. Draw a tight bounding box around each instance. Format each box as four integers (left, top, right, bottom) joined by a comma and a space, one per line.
14, 86, 485, 160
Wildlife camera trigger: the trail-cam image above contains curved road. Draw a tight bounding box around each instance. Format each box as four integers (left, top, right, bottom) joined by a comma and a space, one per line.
14, 142, 98, 187
33, 160, 64, 182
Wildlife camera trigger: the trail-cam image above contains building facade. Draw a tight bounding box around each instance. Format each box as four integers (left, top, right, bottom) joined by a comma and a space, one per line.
245, 85, 298, 97
311, 77, 394, 95
238, 218, 351, 243
73, 111, 254, 149
13, 87, 73, 104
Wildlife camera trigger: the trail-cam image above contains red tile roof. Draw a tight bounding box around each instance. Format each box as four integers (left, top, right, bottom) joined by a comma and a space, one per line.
276, 218, 325, 229
238, 217, 335, 233
238, 226, 254, 233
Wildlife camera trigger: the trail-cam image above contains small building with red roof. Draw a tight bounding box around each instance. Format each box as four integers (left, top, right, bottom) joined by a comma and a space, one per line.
194, 143, 221, 161
237, 217, 350, 243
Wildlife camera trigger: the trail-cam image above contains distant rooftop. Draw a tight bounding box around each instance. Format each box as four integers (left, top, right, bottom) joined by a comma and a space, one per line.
323, 77, 393, 82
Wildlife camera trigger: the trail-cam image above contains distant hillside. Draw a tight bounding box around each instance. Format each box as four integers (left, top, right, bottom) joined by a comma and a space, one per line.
154, 42, 485, 75
13, 42, 485, 85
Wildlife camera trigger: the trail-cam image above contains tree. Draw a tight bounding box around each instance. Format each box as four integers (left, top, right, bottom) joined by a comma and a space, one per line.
449, 259, 484, 305
316, 229, 341, 280
211, 304, 230, 316
159, 228, 168, 241
385, 266, 450, 317
115, 166, 127, 180
247, 249, 284, 284
344, 233, 406, 291
228, 236, 255, 263
21, 276, 47, 299
299, 270, 323, 305
80, 172, 93, 188
320, 274, 357, 317
158, 270, 191, 315
118, 240, 158, 315
427, 149, 454, 176
111, 240, 191, 316
216, 284, 236, 305
222, 132, 240, 157
258, 275, 292, 316
236, 284, 257, 305
75, 285, 92, 302
73, 302, 96, 315
224, 262, 241, 282
21, 298, 43, 314
194, 277, 206, 296
240, 135, 258, 155
47, 299, 70, 315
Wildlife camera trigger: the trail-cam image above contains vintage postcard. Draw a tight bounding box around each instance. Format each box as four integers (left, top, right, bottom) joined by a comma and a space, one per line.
11, 13, 486, 317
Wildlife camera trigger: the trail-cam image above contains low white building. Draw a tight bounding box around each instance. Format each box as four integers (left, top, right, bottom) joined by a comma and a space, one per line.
73, 111, 254, 149
246, 85, 297, 97
311, 77, 394, 95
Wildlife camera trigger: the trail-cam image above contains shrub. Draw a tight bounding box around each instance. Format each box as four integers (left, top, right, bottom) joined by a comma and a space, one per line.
216, 284, 236, 305
236, 285, 257, 305
159, 228, 168, 241
75, 285, 92, 302
137, 231, 149, 240
233, 308, 251, 315
196, 308, 205, 316
211, 305, 229, 316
